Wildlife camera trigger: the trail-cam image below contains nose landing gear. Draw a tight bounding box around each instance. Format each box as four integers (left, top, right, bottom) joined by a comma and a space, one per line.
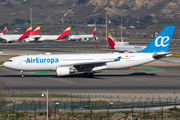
20, 71, 24, 78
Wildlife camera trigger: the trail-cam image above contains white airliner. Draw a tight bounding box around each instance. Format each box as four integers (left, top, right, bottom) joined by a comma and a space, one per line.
0, 26, 7, 36
108, 33, 147, 52
23, 26, 41, 43
68, 28, 97, 41
3, 26, 175, 77
23, 27, 71, 43
0, 27, 32, 43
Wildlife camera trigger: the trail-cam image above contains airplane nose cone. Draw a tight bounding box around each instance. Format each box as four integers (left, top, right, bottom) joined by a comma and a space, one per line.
3, 62, 7, 67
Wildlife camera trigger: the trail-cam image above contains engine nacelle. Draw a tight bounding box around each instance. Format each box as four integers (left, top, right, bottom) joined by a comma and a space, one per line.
85, 38, 89, 41
56, 67, 70, 76
95, 37, 98, 40
24, 39, 30, 43
56, 67, 77, 76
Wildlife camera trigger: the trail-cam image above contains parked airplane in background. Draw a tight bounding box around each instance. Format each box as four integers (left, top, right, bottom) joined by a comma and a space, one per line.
22, 26, 41, 43
0, 27, 32, 43
0, 26, 7, 36
27, 27, 71, 43
3, 26, 175, 77
68, 27, 97, 41
108, 33, 147, 52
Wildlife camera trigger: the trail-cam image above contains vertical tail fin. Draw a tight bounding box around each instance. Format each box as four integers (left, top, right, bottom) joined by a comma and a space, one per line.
2, 26, 7, 35
93, 28, 96, 37
56, 27, 71, 40
31, 26, 40, 35
138, 26, 175, 53
18, 26, 32, 40
108, 33, 115, 49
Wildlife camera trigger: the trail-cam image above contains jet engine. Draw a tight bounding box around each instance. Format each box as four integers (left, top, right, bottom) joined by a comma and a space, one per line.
95, 37, 98, 40
56, 67, 77, 76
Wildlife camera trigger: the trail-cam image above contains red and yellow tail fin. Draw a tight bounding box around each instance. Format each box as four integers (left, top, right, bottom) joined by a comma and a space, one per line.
18, 26, 32, 40
31, 26, 40, 35
108, 33, 115, 49
2, 26, 7, 35
93, 27, 96, 37
56, 27, 71, 40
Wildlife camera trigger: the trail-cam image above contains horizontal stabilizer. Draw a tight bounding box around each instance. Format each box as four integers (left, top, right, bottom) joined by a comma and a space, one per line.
153, 52, 172, 59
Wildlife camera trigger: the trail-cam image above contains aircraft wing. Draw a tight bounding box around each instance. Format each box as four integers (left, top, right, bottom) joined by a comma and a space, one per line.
58, 56, 121, 68
29, 35, 41, 40
59, 61, 110, 68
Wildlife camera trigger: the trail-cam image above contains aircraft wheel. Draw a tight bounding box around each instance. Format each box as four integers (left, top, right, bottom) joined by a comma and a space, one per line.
83, 73, 88, 77
88, 73, 94, 78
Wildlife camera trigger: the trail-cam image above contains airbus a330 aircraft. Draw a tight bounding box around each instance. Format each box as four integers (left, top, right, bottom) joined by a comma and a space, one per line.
0, 27, 32, 43
0, 26, 7, 36
3, 26, 175, 78
108, 33, 147, 52
68, 28, 97, 41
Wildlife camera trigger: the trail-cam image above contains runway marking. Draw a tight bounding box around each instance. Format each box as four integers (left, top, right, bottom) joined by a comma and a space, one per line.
34, 71, 54, 74
98, 67, 165, 75
125, 91, 130, 93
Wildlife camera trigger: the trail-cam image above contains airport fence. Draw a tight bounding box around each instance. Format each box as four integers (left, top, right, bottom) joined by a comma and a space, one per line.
0, 92, 180, 119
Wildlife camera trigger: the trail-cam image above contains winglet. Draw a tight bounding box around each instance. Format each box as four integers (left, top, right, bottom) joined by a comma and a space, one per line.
138, 26, 175, 53
56, 27, 71, 40
108, 33, 115, 49
31, 26, 40, 35
2, 26, 7, 35
93, 28, 96, 37
18, 26, 32, 40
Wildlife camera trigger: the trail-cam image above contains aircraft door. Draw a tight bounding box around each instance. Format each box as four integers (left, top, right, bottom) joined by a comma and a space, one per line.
17, 59, 22, 65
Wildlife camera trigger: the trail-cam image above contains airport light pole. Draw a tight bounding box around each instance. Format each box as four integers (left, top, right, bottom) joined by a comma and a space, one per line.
42, 90, 48, 120
105, 8, 108, 41
121, 9, 122, 41
30, 8, 32, 27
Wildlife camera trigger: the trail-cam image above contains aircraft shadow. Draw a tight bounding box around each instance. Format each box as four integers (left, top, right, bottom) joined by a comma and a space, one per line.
0, 72, 155, 78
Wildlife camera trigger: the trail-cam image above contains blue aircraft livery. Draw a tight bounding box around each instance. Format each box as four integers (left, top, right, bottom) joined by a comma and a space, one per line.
114, 56, 121, 61
26, 58, 59, 64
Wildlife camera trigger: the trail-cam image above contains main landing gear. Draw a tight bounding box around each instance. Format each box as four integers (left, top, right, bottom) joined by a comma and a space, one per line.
20, 71, 24, 78
83, 72, 94, 78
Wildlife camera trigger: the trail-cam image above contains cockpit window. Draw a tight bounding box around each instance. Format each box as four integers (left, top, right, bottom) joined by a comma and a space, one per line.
7, 60, 12, 62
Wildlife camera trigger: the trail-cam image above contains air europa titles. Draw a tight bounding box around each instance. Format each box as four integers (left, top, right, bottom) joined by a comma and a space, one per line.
26, 58, 59, 64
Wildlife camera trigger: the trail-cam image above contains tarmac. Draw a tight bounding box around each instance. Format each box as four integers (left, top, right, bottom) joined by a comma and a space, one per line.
0, 41, 179, 98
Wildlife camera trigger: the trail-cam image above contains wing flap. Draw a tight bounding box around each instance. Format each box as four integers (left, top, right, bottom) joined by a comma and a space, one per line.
59, 61, 111, 68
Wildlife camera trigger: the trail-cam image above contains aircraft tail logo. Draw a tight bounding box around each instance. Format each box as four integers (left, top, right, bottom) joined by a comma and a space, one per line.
108, 33, 115, 49
2, 26, 7, 35
56, 27, 71, 40
93, 28, 96, 37
18, 26, 32, 40
31, 26, 40, 35
138, 26, 175, 53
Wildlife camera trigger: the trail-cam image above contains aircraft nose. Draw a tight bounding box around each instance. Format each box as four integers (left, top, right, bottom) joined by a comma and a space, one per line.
3, 62, 7, 67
